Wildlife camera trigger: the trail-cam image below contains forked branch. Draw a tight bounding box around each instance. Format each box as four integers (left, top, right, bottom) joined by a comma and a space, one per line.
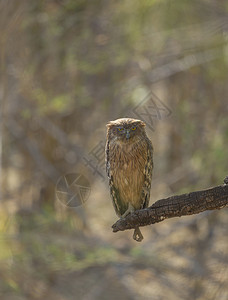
112, 176, 228, 233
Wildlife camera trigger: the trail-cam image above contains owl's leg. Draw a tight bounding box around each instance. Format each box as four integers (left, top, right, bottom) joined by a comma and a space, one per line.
133, 227, 144, 242
121, 204, 143, 242
121, 203, 134, 218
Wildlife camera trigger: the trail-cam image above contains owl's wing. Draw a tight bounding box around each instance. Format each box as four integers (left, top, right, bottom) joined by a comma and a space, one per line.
105, 139, 128, 217
141, 138, 153, 209
105, 139, 111, 179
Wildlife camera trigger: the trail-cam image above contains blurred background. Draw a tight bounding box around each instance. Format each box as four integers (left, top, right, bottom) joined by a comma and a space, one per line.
0, 0, 228, 299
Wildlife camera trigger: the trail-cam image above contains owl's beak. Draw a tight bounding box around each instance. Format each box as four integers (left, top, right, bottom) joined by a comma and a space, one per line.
126, 130, 130, 139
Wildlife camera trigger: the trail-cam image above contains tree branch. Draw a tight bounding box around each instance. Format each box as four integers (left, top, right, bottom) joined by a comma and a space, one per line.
112, 176, 228, 233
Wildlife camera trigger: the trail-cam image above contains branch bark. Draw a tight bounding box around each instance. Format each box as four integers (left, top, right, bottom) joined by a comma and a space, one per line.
112, 176, 228, 233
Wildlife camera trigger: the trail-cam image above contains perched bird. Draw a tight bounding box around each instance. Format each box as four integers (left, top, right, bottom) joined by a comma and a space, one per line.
105, 118, 153, 242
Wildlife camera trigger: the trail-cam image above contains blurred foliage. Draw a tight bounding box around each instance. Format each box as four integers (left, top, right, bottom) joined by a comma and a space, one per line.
0, 0, 227, 299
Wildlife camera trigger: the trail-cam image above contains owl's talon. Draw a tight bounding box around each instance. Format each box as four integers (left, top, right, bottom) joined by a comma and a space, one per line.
121, 203, 134, 218
133, 227, 144, 242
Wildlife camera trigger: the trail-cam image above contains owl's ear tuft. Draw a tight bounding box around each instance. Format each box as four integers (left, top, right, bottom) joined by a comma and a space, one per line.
106, 121, 115, 128
140, 121, 146, 127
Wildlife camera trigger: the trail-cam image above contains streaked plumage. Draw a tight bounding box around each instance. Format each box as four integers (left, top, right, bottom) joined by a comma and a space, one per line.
105, 118, 153, 242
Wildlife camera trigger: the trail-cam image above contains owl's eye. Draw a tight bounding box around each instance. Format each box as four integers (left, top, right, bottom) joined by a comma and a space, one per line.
131, 127, 136, 130
118, 127, 124, 131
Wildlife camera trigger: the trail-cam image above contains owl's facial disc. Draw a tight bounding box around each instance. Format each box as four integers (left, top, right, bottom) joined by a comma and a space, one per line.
111, 122, 142, 143
115, 126, 139, 142
116, 127, 131, 140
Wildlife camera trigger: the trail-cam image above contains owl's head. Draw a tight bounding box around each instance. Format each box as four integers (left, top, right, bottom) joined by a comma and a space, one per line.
106, 118, 146, 143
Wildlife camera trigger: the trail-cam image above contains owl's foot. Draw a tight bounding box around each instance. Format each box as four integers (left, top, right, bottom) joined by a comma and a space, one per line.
133, 227, 144, 242
121, 203, 134, 218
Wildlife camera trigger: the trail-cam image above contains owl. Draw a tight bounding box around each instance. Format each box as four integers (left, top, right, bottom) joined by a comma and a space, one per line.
105, 118, 153, 242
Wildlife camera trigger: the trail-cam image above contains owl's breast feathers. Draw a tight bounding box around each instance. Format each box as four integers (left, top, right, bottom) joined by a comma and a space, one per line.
106, 137, 153, 217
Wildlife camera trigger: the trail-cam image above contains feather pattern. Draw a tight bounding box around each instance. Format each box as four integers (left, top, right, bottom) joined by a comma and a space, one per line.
105, 118, 153, 218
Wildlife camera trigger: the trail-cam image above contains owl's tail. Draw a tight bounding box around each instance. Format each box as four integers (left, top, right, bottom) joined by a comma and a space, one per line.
133, 227, 144, 242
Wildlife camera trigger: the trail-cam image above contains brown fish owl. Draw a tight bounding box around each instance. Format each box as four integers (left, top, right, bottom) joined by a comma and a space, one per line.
105, 118, 153, 242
